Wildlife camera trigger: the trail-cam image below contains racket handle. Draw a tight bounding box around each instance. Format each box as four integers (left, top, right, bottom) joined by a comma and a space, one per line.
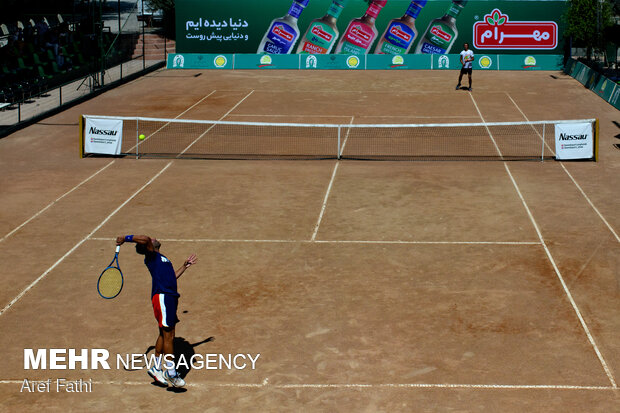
115, 245, 121, 253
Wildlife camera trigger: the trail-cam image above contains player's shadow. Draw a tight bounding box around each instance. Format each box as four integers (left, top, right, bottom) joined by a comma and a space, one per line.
143, 336, 214, 391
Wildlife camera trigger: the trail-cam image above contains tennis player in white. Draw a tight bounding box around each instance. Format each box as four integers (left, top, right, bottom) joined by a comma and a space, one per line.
456, 43, 474, 91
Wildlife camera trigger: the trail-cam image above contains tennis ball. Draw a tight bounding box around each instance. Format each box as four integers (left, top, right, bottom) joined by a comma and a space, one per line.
139, 134, 146, 140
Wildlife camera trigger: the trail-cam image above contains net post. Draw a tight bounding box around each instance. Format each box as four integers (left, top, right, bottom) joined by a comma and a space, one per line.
136, 118, 139, 159
337, 126, 341, 159
79, 115, 84, 158
541, 123, 546, 161
594, 118, 599, 161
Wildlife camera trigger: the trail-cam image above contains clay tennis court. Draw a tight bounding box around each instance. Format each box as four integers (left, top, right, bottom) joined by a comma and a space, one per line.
0, 69, 619, 411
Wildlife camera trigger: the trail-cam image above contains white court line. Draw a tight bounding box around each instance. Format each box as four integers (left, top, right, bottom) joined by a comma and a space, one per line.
506, 93, 620, 244
178, 90, 255, 156
468, 93, 503, 159
469, 93, 617, 388
0, 162, 173, 317
88, 237, 540, 245
0, 162, 114, 242
311, 162, 340, 241
128, 90, 217, 152
4, 91, 219, 243
504, 164, 617, 388
339, 116, 354, 156
226, 114, 480, 119
0, 379, 613, 391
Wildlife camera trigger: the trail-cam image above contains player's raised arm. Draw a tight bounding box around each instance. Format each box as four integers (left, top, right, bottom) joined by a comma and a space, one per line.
116, 235, 155, 251
175, 253, 197, 279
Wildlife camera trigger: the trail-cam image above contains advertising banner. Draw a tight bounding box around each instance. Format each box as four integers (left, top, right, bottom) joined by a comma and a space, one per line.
84, 118, 123, 155
177, 0, 567, 56
167, 52, 563, 70
554, 122, 594, 160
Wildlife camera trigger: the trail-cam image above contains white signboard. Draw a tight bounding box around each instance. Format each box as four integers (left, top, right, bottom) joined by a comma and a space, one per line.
84, 118, 123, 155
554, 122, 593, 160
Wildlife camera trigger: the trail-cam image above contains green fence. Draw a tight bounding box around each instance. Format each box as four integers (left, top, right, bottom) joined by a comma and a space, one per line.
564, 59, 620, 110
168, 53, 564, 71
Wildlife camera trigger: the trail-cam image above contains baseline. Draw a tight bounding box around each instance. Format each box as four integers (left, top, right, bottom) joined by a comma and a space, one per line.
0, 380, 613, 391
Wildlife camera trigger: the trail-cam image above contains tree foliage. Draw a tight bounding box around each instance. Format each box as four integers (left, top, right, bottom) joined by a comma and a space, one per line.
146, 0, 175, 11
564, 0, 614, 56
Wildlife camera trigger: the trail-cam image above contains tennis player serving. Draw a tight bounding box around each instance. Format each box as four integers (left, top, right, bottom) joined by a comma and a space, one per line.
116, 235, 197, 388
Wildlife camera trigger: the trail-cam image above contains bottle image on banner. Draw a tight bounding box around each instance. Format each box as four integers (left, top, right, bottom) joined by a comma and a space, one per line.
375, 0, 426, 54
334, 0, 387, 56
374, 0, 427, 55
257, 0, 309, 54
414, 0, 467, 54
297, 0, 348, 54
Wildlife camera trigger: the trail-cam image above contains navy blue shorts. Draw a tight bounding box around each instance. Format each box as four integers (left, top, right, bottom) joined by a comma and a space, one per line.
152, 294, 179, 328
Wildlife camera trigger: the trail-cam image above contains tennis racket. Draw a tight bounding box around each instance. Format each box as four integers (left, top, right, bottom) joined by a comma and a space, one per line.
97, 245, 124, 299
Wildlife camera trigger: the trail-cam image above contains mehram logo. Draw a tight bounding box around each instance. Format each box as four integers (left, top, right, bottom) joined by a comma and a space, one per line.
559, 133, 587, 140
89, 127, 117, 136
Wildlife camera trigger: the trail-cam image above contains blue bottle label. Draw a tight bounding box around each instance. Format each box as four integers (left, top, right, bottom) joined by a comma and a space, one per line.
420, 42, 447, 54
264, 21, 298, 54
384, 22, 416, 49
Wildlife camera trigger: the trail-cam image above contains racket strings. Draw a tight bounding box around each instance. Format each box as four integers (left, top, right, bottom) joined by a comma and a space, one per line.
98, 267, 123, 298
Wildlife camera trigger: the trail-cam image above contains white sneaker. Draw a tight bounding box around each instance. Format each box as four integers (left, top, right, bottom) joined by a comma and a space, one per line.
148, 366, 168, 386
164, 370, 186, 388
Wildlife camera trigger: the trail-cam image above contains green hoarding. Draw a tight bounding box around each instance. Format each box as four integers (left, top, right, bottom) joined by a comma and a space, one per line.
167, 53, 564, 70
176, 0, 567, 56
564, 59, 620, 111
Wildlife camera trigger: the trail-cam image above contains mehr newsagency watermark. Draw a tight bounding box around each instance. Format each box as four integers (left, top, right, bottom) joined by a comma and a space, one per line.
19, 348, 260, 393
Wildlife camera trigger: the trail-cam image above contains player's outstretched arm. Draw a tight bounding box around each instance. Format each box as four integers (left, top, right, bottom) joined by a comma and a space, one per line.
116, 235, 154, 251
175, 253, 197, 279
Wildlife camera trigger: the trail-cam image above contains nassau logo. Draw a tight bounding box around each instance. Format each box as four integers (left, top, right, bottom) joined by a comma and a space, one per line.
473, 9, 557, 49
478, 56, 492, 69
214, 55, 227, 68
346, 56, 360, 69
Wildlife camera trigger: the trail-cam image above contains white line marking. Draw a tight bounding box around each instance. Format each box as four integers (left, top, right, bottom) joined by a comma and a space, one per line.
128, 90, 217, 152
311, 162, 340, 241
472, 94, 616, 388
178, 90, 255, 156
0, 379, 613, 391
339, 116, 354, 157
226, 114, 480, 119
506, 93, 619, 244
0, 162, 114, 242
0, 162, 173, 317
88, 237, 540, 245
504, 163, 617, 388
469, 93, 504, 159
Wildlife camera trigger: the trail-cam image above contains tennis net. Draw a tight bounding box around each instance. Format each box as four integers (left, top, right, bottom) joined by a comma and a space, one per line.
80, 116, 597, 161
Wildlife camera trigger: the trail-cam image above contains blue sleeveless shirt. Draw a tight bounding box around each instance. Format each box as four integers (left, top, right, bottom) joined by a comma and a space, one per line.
144, 251, 179, 298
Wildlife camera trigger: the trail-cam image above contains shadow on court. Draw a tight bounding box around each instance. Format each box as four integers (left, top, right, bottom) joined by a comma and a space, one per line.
124, 336, 214, 391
